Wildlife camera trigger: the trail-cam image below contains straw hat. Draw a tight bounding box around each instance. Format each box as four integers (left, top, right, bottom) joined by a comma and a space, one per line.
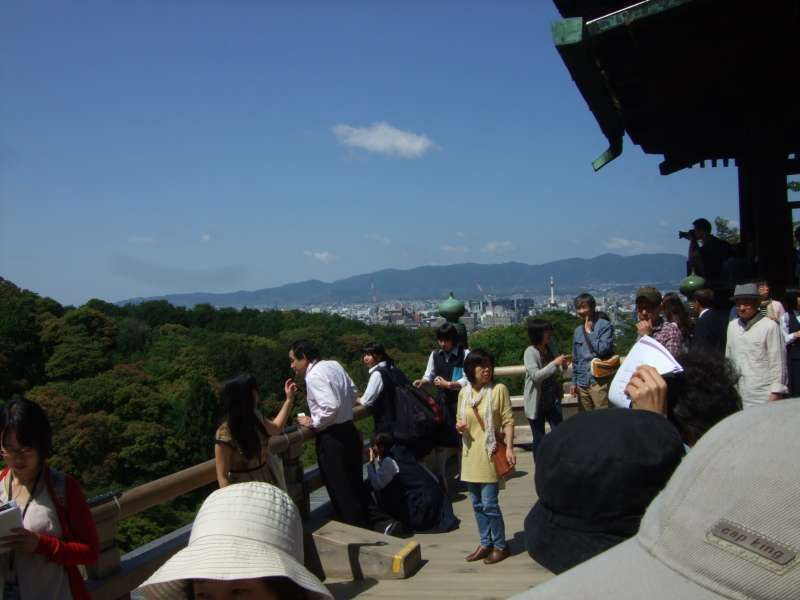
136, 482, 332, 599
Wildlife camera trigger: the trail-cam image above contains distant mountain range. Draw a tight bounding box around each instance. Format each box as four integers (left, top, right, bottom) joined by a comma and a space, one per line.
118, 253, 686, 308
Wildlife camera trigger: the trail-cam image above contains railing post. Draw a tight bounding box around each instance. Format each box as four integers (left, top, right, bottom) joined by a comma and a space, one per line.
86, 511, 122, 581
282, 438, 310, 519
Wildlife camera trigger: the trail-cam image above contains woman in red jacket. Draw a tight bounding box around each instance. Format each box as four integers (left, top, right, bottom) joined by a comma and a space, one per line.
0, 397, 99, 599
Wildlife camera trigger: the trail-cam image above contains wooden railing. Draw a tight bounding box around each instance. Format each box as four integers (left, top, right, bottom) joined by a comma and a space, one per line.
86, 363, 554, 599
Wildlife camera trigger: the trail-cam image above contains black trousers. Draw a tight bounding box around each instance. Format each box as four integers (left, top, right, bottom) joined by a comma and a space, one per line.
316, 421, 368, 527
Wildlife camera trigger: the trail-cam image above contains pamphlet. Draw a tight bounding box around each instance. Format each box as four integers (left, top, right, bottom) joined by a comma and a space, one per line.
608, 335, 683, 408
0, 500, 22, 552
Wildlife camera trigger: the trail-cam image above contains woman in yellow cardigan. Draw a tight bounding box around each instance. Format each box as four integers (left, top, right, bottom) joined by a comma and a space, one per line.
456, 349, 516, 565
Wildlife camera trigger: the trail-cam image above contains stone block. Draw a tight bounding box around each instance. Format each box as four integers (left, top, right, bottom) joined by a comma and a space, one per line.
313, 520, 421, 580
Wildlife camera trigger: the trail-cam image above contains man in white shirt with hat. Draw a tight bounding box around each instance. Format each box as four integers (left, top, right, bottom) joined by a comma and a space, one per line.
725, 282, 787, 408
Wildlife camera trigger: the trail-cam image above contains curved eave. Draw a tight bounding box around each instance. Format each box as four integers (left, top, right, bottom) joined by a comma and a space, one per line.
551, 0, 800, 173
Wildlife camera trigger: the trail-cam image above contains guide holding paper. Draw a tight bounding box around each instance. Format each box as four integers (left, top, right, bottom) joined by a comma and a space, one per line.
0, 397, 99, 600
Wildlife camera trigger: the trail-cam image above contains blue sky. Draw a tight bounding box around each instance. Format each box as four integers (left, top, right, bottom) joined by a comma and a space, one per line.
0, 1, 740, 306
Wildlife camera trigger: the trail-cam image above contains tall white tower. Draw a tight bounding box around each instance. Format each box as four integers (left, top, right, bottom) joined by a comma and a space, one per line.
549, 276, 557, 307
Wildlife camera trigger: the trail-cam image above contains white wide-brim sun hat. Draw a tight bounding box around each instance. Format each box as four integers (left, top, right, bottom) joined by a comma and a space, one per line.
136, 482, 332, 600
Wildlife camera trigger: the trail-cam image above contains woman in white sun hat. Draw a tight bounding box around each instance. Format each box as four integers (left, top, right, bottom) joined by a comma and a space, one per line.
135, 482, 331, 600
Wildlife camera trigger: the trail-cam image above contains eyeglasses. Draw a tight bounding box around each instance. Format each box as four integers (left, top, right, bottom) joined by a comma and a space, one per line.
0, 446, 35, 459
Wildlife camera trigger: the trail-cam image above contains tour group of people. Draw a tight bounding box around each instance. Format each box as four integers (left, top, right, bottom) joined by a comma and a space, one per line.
3, 258, 799, 598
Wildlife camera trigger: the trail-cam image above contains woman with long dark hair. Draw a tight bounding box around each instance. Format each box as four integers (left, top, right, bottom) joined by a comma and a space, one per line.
0, 397, 99, 599
524, 319, 570, 458
662, 292, 693, 353
214, 374, 295, 489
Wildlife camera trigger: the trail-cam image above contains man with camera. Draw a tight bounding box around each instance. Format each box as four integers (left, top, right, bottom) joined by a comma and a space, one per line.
680, 218, 732, 284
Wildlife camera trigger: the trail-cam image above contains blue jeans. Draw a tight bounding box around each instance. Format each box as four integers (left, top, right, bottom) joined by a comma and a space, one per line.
467, 482, 506, 550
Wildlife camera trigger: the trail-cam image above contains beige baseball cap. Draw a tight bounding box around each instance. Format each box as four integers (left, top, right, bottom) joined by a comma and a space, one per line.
511, 398, 800, 600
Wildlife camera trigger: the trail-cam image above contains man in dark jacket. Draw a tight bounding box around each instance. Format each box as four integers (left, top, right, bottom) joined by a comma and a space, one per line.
686, 218, 732, 284
691, 288, 729, 356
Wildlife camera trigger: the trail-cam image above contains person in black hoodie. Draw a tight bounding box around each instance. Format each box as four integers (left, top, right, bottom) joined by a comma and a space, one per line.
366, 433, 458, 533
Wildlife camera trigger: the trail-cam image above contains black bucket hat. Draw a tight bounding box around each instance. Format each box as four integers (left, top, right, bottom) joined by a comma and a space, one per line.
524, 409, 684, 574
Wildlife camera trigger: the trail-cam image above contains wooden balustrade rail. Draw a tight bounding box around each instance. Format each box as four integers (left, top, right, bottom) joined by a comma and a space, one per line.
87, 365, 539, 598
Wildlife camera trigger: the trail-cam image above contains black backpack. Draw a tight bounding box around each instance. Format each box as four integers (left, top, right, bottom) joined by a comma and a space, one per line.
377, 367, 443, 456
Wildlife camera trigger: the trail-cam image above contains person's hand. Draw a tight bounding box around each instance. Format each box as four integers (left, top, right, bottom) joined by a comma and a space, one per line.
297, 415, 314, 429
0, 527, 40, 554
433, 376, 450, 389
768, 392, 783, 402
505, 445, 516, 467
455, 419, 468, 434
368, 447, 375, 462
794, 331, 800, 340
553, 354, 570, 367
412, 379, 424, 388
284, 378, 297, 399
636, 319, 653, 337
570, 384, 578, 397
625, 365, 667, 415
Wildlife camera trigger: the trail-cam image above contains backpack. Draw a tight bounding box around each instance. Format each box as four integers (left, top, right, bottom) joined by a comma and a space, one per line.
377, 367, 443, 456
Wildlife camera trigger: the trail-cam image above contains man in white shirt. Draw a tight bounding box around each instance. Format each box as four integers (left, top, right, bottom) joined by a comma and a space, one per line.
725, 283, 788, 408
291, 340, 367, 526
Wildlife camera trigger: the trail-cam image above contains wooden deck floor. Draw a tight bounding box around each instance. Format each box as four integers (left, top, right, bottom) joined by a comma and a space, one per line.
325, 448, 553, 599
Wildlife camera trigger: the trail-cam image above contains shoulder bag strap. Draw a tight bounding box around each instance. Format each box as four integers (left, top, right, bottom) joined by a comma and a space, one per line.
581, 323, 598, 357
471, 405, 486, 432
375, 366, 398, 421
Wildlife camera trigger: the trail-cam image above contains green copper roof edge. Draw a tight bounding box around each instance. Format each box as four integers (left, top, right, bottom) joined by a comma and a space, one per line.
593, 138, 623, 171
586, 0, 698, 37
552, 16, 626, 171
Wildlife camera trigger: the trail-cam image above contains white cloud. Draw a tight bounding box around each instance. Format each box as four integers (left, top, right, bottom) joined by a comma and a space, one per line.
304, 250, 337, 264
723, 217, 740, 229
200, 232, 212, 243
441, 244, 469, 254
332, 121, 437, 159
127, 235, 155, 245
604, 237, 656, 253
364, 233, 391, 245
481, 240, 514, 254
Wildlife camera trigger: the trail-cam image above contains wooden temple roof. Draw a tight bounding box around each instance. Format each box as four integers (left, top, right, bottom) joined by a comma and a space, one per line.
551, 0, 800, 174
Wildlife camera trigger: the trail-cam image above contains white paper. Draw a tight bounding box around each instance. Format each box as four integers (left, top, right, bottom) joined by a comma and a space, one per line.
608, 335, 683, 408
0, 500, 22, 551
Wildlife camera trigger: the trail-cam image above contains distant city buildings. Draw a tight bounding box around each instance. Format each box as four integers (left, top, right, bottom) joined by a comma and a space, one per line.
281, 278, 644, 337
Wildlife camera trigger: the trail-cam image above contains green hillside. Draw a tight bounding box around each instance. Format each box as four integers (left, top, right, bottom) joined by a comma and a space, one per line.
0, 277, 590, 551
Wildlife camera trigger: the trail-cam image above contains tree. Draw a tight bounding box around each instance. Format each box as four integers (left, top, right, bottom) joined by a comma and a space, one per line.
714, 216, 740, 245
171, 374, 219, 467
